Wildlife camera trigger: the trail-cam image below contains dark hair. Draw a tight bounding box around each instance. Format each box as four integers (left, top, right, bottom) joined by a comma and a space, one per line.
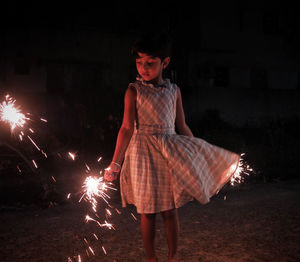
130, 32, 172, 60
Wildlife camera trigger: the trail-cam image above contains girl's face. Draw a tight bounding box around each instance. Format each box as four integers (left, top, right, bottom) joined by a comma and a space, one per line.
136, 52, 169, 84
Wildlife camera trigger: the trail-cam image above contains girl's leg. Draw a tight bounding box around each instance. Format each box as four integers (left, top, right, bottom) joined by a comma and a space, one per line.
140, 213, 157, 261
160, 208, 180, 261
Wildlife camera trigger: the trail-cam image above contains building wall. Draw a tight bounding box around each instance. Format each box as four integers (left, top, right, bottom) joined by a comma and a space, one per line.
181, 0, 300, 125
0, 1, 299, 126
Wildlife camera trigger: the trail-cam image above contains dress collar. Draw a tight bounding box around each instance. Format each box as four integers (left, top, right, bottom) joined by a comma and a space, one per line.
136, 76, 169, 90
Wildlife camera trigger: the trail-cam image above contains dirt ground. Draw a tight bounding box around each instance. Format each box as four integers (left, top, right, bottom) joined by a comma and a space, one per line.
0, 179, 299, 262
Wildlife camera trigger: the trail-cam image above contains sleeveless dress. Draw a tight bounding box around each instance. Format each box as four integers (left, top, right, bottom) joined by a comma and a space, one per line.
120, 78, 240, 214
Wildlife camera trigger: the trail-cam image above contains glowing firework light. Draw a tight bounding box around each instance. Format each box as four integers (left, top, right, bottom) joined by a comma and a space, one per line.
80, 170, 117, 259
230, 153, 254, 185
0, 95, 28, 131
68, 152, 76, 160
75, 173, 116, 259
67, 157, 119, 260
81, 175, 117, 213
0, 95, 48, 167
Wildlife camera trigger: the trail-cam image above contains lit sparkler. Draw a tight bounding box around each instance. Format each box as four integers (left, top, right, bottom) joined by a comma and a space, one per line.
0, 95, 28, 131
66, 156, 120, 260
230, 153, 254, 185
81, 175, 116, 212
0, 95, 48, 160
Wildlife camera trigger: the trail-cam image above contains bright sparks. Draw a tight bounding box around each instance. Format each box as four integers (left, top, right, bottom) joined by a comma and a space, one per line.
0, 95, 48, 160
81, 176, 116, 212
0, 95, 27, 130
68, 156, 119, 259
88, 246, 95, 256
85, 215, 114, 229
68, 152, 76, 160
32, 159, 38, 169
230, 153, 253, 185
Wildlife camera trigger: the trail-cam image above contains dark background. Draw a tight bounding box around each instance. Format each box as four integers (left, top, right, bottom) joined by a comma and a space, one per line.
0, 0, 299, 206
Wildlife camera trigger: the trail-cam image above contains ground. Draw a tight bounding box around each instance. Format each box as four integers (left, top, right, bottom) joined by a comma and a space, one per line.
0, 179, 299, 262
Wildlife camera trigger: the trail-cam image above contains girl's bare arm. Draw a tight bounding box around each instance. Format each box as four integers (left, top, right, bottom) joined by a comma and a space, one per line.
111, 85, 137, 165
175, 86, 194, 137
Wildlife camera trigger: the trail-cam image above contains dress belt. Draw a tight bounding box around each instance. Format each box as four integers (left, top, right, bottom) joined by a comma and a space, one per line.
136, 124, 175, 135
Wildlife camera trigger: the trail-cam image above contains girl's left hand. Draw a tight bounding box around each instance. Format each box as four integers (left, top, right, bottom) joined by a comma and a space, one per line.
104, 162, 121, 182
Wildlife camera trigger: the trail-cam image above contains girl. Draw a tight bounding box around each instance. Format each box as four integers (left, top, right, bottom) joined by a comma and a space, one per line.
104, 33, 240, 262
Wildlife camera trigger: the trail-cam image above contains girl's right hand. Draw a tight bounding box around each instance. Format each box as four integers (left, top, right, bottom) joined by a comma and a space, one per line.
104, 162, 121, 182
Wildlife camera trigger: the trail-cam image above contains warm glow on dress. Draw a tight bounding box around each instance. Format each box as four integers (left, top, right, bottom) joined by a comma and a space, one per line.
230, 153, 253, 185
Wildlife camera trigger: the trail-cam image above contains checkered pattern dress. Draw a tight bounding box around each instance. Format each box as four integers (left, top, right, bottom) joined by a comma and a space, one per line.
120, 78, 240, 214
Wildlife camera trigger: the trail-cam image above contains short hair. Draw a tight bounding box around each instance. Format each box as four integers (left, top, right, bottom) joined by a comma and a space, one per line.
130, 32, 172, 60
